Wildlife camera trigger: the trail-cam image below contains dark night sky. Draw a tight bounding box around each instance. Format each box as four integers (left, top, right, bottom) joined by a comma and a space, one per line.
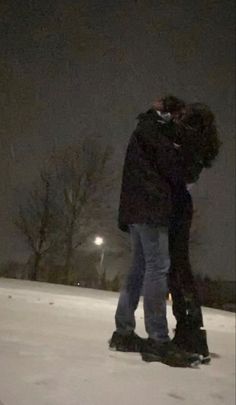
0, 0, 235, 280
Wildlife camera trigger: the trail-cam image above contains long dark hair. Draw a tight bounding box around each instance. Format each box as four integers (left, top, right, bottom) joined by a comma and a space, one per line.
176, 103, 221, 183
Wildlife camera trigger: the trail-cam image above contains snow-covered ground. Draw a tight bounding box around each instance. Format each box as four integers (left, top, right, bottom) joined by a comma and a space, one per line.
0, 278, 235, 405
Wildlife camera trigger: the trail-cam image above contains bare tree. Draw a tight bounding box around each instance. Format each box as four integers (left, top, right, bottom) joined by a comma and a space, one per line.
50, 139, 113, 281
15, 171, 57, 281
14, 138, 114, 284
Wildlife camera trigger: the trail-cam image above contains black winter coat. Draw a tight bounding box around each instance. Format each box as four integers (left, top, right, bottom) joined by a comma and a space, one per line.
118, 109, 186, 231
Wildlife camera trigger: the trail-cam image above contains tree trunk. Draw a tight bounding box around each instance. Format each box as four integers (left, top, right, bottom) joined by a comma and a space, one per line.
64, 217, 76, 283
31, 252, 41, 281
64, 233, 74, 283
64, 250, 73, 282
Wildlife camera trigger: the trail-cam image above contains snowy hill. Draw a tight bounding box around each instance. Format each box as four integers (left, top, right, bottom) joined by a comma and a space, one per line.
0, 278, 235, 405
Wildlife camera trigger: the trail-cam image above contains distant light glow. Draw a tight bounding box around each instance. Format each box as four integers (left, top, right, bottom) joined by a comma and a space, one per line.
94, 236, 104, 246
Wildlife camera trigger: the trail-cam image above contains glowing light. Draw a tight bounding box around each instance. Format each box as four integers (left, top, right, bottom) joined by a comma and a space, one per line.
94, 236, 104, 246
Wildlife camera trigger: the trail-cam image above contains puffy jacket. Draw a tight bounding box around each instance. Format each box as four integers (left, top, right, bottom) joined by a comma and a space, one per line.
118, 109, 186, 231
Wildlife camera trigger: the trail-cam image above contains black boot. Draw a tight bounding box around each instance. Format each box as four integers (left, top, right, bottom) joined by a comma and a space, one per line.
109, 331, 145, 352
173, 325, 210, 364
141, 339, 201, 368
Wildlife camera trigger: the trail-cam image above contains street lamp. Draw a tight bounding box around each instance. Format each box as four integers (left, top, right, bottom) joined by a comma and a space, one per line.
94, 236, 104, 246
94, 236, 105, 272
93, 236, 106, 289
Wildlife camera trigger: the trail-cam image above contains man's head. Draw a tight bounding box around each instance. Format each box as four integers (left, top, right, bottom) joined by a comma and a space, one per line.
153, 95, 185, 121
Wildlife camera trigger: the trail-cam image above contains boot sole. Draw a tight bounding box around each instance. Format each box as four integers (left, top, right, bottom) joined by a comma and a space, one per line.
109, 344, 141, 353
199, 355, 211, 364
109, 346, 133, 352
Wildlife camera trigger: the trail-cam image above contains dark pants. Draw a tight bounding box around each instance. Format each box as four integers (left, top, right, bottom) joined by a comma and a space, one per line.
168, 192, 203, 329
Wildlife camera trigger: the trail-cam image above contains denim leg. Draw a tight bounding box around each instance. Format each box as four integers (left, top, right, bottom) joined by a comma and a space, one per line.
115, 225, 145, 335
138, 224, 170, 342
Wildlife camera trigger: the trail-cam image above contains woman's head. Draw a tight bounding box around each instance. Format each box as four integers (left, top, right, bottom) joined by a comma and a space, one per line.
178, 103, 221, 168
182, 103, 214, 129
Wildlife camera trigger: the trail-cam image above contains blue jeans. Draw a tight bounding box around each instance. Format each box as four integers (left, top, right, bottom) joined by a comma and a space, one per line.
115, 224, 170, 342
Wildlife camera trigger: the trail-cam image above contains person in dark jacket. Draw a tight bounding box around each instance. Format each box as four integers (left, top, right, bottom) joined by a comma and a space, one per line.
109, 97, 200, 367
169, 103, 221, 363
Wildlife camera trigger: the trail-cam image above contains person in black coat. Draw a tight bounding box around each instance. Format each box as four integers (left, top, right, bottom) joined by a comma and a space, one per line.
169, 103, 221, 363
118, 108, 184, 230
109, 97, 201, 367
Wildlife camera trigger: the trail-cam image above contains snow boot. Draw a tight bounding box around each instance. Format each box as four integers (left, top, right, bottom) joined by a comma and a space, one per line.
172, 326, 210, 364
109, 331, 145, 352
141, 339, 201, 368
